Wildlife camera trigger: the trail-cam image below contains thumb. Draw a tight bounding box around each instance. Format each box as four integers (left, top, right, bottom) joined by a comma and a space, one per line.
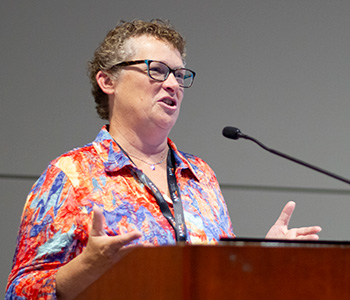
274, 201, 296, 227
90, 205, 106, 237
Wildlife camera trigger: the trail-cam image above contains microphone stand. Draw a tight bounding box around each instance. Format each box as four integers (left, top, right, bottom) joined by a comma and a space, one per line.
223, 127, 350, 186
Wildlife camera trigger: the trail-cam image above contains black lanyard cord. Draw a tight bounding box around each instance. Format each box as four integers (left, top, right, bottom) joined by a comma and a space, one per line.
166, 150, 187, 241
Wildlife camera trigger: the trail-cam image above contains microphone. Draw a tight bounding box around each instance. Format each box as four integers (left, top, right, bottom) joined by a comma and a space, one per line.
222, 126, 350, 185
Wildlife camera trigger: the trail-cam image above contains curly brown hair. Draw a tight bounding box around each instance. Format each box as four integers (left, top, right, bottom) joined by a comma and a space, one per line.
88, 19, 187, 120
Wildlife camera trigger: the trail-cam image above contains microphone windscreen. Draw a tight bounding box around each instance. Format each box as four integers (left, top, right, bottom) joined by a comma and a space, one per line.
222, 126, 241, 140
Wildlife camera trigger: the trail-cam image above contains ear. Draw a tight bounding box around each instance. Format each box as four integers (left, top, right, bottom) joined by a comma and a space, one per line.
96, 71, 115, 95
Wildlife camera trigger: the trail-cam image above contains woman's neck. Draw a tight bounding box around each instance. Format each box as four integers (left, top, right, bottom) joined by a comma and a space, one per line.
108, 123, 169, 159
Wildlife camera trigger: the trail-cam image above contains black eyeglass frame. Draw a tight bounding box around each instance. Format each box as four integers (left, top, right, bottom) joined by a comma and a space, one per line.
110, 59, 196, 88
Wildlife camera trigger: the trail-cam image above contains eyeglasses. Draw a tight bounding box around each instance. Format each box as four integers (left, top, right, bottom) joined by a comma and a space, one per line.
111, 59, 196, 88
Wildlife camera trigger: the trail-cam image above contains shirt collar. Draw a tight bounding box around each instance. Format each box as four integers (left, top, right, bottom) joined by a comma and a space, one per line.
93, 125, 199, 181
167, 138, 200, 181
92, 125, 131, 172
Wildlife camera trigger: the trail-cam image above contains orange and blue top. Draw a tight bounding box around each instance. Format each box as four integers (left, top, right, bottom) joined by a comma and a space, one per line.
6, 126, 234, 299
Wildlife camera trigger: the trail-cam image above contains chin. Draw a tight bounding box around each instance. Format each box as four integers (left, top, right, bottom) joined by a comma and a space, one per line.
157, 118, 177, 133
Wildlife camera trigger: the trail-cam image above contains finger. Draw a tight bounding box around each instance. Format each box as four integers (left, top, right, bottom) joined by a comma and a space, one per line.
113, 231, 143, 248
294, 234, 320, 241
294, 226, 322, 236
110, 231, 143, 259
90, 205, 106, 237
274, 201, 296, 227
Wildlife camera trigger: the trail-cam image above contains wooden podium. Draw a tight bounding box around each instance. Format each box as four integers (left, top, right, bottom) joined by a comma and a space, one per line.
75, 240, 350, 300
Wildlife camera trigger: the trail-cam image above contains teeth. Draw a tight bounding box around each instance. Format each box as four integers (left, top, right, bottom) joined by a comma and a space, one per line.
163, 98, 174, 106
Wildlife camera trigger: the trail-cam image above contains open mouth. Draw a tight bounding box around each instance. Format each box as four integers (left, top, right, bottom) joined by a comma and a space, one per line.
161, 98, 176, 107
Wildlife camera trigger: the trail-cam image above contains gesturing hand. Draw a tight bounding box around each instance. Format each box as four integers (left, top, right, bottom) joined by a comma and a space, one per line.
265, 201, 322, 240
82, 206, 142, 270
56, 206, 143, 300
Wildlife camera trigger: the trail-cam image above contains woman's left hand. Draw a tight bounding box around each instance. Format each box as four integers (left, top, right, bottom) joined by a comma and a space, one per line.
265, 201, 322, 240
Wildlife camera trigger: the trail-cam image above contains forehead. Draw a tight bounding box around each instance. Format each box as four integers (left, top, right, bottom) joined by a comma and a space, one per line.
125, 35, 183, 65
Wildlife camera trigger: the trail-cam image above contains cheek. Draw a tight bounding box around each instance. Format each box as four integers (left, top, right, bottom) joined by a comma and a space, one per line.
177, 91, 185, 105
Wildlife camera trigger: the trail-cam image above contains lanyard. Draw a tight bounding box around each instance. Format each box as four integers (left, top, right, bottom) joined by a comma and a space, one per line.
166, 149, 187, 241
119, 144, 187, 242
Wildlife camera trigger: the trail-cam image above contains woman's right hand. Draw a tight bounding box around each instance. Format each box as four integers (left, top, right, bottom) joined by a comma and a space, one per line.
83, 206, 142, 269
56, 206, 142, 300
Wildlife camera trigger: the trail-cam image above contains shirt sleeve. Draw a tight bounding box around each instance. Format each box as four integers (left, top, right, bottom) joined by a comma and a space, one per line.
6, 163, 91, 299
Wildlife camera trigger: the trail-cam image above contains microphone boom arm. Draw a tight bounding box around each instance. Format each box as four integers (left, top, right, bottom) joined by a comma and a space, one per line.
232, 128, 350, 186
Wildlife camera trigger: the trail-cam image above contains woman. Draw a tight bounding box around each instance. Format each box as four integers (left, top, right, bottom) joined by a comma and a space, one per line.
6, 19, 321, 300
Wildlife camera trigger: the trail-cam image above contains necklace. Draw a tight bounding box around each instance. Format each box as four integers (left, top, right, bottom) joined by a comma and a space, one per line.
128, 149, 168, 171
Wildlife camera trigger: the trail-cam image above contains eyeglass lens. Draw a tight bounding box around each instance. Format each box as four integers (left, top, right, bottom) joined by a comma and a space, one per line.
147, 61, 194, 87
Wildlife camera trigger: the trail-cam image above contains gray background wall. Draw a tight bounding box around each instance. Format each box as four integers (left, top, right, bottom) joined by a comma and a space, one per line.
2, 0, 350, 295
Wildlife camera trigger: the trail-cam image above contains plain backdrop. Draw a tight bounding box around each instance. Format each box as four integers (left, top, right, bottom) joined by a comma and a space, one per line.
2, 0, 350, 295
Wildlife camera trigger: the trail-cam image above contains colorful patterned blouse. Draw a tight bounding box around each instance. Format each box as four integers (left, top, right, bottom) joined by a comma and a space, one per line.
6, 126, 234, 299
